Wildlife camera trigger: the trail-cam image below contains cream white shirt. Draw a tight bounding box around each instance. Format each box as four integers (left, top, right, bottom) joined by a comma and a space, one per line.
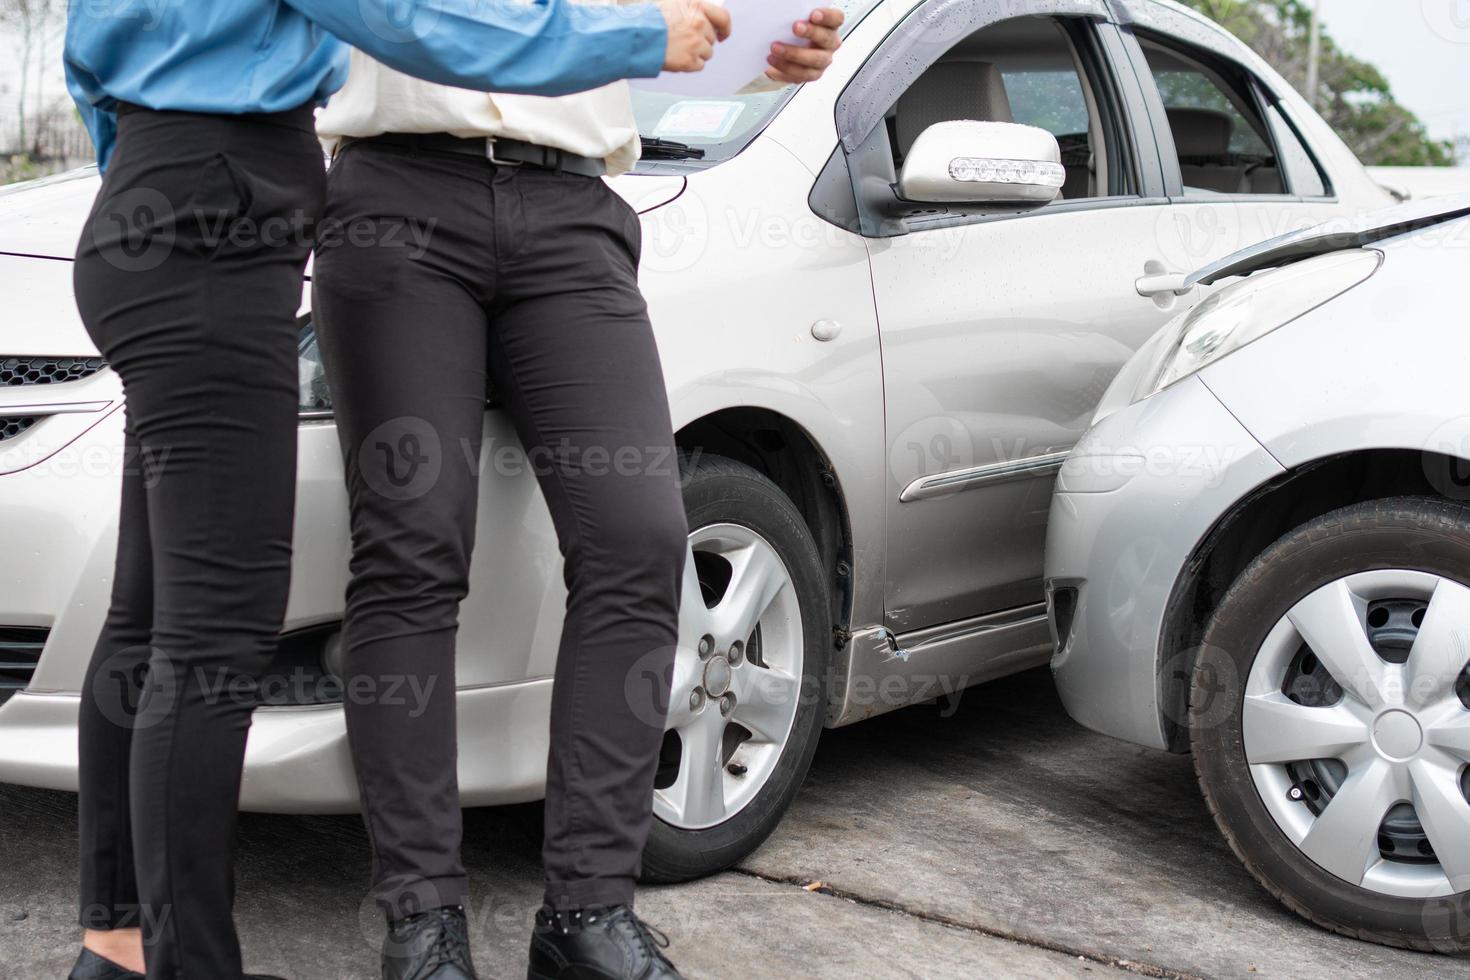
316, 16, 781, 178
317, 48, 648, 176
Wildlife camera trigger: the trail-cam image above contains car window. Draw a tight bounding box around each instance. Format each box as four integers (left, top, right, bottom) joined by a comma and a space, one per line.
1264, 102, 1330, 197
1151, 69, 1271, 156
883, 17, 1134, 203
1138, 35, 1291, 196
1004, 70, 1091, 138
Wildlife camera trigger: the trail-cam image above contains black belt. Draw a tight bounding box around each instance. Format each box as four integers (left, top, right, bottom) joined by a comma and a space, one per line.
345, 131, 607, 178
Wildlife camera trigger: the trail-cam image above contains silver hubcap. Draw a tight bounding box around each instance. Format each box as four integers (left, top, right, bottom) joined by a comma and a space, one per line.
1245, 570, 1470, 897
653, 523, 803, 831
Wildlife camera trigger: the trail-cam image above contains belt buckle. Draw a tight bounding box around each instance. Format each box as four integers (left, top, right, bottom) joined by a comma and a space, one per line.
485, 138, 524, 168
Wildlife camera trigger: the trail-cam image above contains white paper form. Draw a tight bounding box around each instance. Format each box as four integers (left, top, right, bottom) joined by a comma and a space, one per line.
630, 0, 813, 97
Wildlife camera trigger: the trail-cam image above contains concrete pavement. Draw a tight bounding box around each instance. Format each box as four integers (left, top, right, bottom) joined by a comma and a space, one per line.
2, 669, 1465, 979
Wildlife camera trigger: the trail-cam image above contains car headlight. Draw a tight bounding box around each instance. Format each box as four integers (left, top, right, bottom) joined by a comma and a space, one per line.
1133, 248, 1382, 403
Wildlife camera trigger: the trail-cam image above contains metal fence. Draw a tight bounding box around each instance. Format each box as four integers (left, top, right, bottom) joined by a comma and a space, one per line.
0, 104, 94, 175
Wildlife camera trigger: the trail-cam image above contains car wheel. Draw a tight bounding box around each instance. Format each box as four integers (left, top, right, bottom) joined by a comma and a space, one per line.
1192, 496, 1470, 952
640, 454, 830, 882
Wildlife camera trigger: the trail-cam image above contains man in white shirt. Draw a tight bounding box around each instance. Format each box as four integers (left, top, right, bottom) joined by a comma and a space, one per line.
310, 7, 845, 979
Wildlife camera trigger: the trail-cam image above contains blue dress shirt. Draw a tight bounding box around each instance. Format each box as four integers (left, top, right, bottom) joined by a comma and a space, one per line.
64, 0, 669, 171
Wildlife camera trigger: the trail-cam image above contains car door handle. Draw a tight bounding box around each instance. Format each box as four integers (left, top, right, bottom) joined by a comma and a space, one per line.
1135, 271, 1193, 298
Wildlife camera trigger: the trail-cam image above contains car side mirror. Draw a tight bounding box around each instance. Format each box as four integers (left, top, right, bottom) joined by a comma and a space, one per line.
896, 121, 1065, 213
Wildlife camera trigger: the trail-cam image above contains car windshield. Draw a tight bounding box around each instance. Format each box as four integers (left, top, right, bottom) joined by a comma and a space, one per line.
630, 0, 882, 169
631, 86, 797, 166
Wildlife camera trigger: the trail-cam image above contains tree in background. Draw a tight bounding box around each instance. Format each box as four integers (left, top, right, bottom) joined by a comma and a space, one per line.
0, 0, 64, 155
1179, 0, 1455, 166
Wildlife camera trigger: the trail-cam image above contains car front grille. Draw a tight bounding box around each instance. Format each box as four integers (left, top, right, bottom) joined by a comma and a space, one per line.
0, 416, 40, 443
0, 628, 47, 705
1, 357, 107, 387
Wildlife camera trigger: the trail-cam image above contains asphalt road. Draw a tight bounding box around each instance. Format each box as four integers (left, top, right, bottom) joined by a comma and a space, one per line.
3, 669, 1467, 979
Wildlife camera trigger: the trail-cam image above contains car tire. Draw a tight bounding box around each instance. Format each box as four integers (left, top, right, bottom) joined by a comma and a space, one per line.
640, 454, 831, 883
1192, 496, 1470, 953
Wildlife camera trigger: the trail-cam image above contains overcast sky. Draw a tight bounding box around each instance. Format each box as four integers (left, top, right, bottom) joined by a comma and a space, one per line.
3, 3, 1469, 150
1319, 0, 1470, 146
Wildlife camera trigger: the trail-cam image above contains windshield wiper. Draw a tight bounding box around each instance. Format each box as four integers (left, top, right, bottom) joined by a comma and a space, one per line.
640, 137, 707, 161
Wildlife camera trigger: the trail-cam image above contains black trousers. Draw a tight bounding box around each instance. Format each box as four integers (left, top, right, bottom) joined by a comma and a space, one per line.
311, 140, 688, 918
73, 104, 323, 979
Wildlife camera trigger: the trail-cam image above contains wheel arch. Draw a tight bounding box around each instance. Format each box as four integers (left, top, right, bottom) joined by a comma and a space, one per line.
1155, 448, 1468, 753
675, 407, 854, 643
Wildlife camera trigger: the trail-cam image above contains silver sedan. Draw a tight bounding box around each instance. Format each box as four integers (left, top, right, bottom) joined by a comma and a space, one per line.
2, 0, 1392, 885
1046, 194, 1470, 952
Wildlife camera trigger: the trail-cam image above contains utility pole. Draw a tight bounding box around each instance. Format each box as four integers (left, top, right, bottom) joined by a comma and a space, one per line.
1306, 0, 1322, 108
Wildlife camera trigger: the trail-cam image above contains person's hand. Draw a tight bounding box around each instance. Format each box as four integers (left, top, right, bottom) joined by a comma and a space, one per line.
660, 0, 733, 73
765, 7, 845, 84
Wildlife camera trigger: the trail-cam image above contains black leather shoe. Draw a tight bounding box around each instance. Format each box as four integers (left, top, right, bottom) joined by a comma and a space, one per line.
68, 948, 284, 979
528, 906, 682, 980
382, 906, 477, 980
68, 949, 143, 980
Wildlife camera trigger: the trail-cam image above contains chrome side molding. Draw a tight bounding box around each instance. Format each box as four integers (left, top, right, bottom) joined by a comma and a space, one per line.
0, 370, 123, 475
900, 449, 1070, 502
0, 399, 110, 416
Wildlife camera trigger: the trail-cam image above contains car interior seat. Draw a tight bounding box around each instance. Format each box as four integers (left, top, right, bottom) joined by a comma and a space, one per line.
894, 61, 1016, 160
1166, 106, 1282, 194
1167, 107, 1246, 193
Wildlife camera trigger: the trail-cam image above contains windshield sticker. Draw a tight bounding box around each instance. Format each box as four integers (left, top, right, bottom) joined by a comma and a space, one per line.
653, 101, 745, 141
